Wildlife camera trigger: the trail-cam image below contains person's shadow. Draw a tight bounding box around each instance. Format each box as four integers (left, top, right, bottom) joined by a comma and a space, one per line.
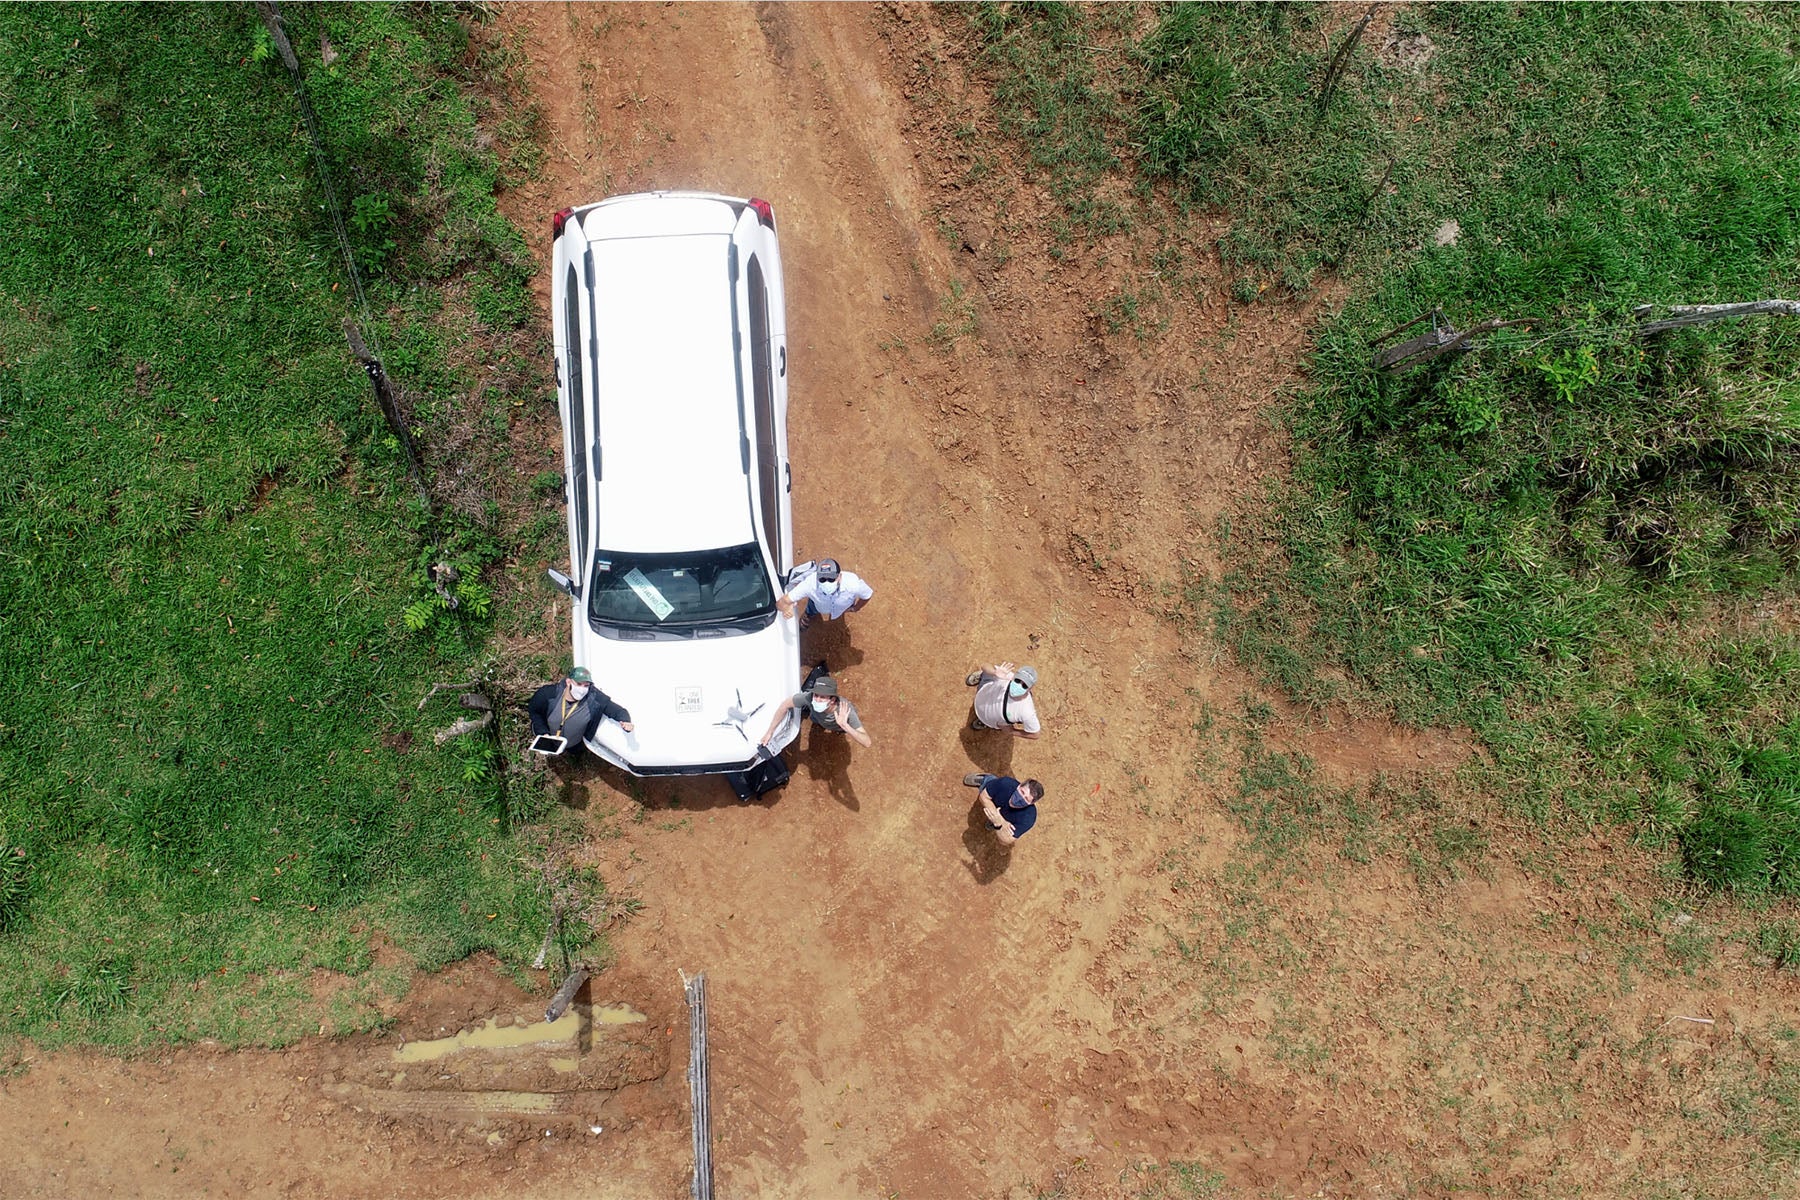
800, 723, 859, 811
800, 618, 865, 674
959, 722, 1014, 778
961, 798, 1013, 884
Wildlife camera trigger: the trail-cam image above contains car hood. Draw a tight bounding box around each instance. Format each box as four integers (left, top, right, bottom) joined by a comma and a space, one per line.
572, 614, 800, 772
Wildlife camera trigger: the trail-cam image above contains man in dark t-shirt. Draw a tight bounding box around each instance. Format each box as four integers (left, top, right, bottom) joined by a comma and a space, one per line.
964, 773, 1044, 846
757, 667, 873, 751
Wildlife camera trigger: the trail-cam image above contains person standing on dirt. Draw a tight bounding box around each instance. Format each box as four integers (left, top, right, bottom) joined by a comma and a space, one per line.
777, 558, 873, 627
528, 667, 633, 755
963, 773, 1044, 846
758, 664, 873, 750
966, 661, 1041, 739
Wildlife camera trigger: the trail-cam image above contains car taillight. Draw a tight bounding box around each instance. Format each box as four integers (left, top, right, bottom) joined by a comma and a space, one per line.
552, 207, 574, 238
748, 198, 775, 230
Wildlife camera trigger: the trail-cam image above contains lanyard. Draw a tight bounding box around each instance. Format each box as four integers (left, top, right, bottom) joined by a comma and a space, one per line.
556, 691, 583, 733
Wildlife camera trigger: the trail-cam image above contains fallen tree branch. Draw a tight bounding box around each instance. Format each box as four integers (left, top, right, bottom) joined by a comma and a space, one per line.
432, 712, 493, 745
545, 965, 591, 1024
1636, 298, 1799, 336
1316, 3, 1379, 116
416, 677, 481, 711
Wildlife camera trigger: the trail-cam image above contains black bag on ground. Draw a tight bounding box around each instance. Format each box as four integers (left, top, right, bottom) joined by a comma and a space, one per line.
727, 752, 791, 802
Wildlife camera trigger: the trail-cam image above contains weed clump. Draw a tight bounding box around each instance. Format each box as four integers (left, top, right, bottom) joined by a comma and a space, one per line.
1683, 803, 1771, 891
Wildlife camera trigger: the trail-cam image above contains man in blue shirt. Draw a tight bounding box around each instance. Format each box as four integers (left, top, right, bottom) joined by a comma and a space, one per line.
963, 773, 1044, 846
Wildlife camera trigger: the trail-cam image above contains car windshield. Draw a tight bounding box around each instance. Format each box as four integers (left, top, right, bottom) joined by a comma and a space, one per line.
588, 543, 775, 626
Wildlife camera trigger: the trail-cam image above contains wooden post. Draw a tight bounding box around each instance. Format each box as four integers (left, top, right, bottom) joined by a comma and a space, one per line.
253, 1, 301, 74
344, 321, 428, 490
1636, 299, 1800, 336
544, 965, 590, 1024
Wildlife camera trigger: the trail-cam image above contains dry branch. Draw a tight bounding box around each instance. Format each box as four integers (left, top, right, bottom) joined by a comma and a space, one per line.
416, 677, 481, 710
1636, 298, 1799, 336
1316, 3, 1380, 115
432, 713, 493, 745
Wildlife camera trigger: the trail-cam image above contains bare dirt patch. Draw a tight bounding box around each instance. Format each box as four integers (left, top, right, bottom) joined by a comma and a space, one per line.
7, 7, 1797, 1200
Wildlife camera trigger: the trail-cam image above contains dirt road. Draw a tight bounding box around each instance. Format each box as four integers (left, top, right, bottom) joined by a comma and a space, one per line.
5, 7, 1791, 1199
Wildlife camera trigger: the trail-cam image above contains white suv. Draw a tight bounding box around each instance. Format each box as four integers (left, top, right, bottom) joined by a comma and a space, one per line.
546, 191, 800, 775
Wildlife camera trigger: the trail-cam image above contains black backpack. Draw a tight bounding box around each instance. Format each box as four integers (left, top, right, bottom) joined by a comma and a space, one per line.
727, 751, 790, 803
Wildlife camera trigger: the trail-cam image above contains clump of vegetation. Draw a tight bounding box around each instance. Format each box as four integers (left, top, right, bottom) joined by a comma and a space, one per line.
0, 5, 580, 1048
968, 1, 1133, 241
1207, 3, 1800, 892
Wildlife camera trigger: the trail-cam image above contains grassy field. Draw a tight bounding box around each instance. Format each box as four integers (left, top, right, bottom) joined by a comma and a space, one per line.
969, 2, 1800, 898
0, 4, 577, 1048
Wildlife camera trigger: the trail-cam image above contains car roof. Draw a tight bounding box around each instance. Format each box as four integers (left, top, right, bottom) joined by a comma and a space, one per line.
588, 210, 753, 554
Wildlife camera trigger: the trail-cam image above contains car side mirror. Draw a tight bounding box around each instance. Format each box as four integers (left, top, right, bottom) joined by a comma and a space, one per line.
546, 568, 579, 599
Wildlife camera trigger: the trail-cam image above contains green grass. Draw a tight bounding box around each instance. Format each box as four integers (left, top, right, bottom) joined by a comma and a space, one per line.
1200, 697, 1488, 889
967, 3, 1800, 893
1213, 2, 1800, 892
968, 1, 1135, 243
0, 4, 577, 1048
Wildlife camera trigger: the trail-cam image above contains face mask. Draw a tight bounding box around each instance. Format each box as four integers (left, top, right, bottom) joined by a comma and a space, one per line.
810, 696, 831, 713
1008, 682, 1027, 699
818, 579, 839, 595
569, 683, 591, 700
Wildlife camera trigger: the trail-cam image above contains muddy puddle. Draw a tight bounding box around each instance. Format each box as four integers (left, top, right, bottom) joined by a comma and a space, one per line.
395, 1003, 647, 1063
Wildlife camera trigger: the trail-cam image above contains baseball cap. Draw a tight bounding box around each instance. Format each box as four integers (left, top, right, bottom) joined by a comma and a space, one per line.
1015, 665, 1038, 690
816, 558, 841, 582
569, 666, 593, 683
810, 675, 839, 696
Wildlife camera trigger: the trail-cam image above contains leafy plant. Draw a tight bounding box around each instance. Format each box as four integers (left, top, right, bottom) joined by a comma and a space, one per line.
455, 733, 495, 784
350, 192, 398, 274
1537, 343, 1602, 406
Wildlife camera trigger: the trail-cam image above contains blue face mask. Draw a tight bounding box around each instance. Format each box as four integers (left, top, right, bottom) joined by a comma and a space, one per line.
1008, 682, 1027, 699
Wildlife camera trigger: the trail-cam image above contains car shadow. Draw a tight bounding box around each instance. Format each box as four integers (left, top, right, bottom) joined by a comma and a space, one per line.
553, 753, 766, 813
960, 797, 1012, 884
799, 723, 859, 811
958, 722, 1014, 777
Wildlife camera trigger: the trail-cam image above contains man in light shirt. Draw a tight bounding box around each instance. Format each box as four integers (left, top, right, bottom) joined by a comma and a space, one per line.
776, 558, 872, 627
966, 660, 1041, 739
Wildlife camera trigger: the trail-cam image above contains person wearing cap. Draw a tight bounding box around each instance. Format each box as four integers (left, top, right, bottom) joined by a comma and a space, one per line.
528, 667, 633, 755
965, 660, 1041, 739
777, 558, 873, 627
757, 665, 872, 750
963, 773, 1045, 846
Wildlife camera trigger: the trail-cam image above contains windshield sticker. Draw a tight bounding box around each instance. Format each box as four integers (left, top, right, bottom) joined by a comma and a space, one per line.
623, 567, 676, 620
